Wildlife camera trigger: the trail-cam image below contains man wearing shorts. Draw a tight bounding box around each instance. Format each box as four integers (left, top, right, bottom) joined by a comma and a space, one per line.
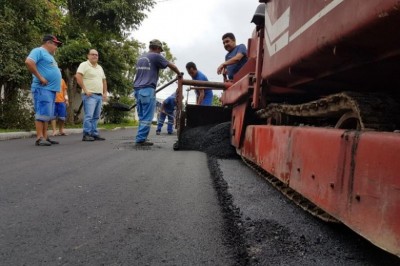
51, 78, 69, 136
25, 34, 63, 146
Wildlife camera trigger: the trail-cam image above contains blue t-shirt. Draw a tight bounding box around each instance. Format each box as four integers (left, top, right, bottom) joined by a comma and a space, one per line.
193, 71, 213, 106
27, 47, 61, 92
163, 93, 176, 113
133, 52, 169, 89
225, 44, 248, 80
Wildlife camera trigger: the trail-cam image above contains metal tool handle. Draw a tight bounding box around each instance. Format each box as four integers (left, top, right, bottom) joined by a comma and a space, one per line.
129, 77, 179, 110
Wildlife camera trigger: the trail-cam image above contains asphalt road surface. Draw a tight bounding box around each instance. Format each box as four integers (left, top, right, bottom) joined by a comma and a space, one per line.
0, 127, 399, 265
0, 129, 233, 265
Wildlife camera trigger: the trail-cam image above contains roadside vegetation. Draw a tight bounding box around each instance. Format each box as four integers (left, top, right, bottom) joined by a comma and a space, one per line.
0, 0, 177, 130
0, 120, 138, 133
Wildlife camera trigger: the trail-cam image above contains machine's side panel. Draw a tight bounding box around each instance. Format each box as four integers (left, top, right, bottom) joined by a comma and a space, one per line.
262, 0, 400, 94
240, 125, 400, 256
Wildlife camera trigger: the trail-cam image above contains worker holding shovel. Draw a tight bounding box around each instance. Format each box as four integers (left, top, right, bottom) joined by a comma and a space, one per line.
133, 39, 181, 146
156, 91, 177, 135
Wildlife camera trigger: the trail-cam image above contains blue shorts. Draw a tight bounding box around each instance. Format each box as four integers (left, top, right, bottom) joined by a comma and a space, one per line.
54, 102, 67, 120
32, 88, 56, 122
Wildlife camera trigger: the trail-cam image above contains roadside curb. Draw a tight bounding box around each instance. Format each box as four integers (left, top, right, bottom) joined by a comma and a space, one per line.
0, 129, 83, 141
0, 127, 137, 141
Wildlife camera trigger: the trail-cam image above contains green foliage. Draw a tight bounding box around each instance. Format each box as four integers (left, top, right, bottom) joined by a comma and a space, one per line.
66, 0, 155, 34
0, 0, 63, 87
212, 95, 222, 106
0, 0, 179, 129
102, 96, 135, 124
158, 42, 178, 86
0, 90, 34, 130
57, 38, 92, 72
96, 39, 144, 96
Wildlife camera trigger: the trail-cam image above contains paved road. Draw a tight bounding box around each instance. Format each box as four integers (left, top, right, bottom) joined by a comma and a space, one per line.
218, 159, 400, 265
1, 127, 399, 265
0, 129, 234, 265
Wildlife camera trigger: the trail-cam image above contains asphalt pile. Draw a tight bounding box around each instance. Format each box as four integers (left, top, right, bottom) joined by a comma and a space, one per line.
177, 122, 238, 159
177, 122, 400, 265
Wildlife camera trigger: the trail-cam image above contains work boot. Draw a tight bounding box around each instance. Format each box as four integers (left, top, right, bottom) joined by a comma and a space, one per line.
135, 141, 154, 146
82, 135, 95, 141
92, 135, 106, 141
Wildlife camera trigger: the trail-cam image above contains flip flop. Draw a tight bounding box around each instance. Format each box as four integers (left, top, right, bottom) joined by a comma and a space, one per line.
59, 132, 68, 136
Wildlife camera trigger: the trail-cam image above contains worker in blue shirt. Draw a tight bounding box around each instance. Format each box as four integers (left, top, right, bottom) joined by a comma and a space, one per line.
185, 62, 213, 106
156, 92, 176, 135
217, 32, 248, 81
133, 39, 181, 146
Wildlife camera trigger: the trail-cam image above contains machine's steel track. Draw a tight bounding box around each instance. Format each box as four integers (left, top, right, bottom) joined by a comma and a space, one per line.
256, 92, 400, 131
241, 156, 339, 223
248, 92, 400, 221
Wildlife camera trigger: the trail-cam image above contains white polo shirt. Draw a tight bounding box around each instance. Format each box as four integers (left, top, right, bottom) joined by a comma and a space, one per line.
77, 60, 106, 94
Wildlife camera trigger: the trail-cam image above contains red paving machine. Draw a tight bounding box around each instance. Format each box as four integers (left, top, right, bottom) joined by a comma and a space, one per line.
176, 0, 400, 256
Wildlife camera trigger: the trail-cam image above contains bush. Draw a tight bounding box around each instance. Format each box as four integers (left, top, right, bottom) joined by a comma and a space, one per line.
102, 95, 135, 124
0, 90, 34, 130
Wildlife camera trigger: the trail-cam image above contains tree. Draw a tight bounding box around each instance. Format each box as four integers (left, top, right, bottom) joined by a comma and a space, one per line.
158, 42, 178, 86
212, 95, 222, 106
0, 0, 64, 91
0, 0, 64, 129
66, 0, 155, 34
0, 0, 180, 128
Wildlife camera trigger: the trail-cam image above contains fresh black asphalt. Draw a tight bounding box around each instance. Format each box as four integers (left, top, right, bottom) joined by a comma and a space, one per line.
0, 127, 399, 265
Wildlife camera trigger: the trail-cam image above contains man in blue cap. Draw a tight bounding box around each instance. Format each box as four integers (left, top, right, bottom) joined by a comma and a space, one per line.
133, 39, 181, 146
25, 34, 63, 146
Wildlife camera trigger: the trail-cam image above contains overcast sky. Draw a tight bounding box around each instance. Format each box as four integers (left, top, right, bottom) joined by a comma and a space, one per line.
130, 0, 259, 102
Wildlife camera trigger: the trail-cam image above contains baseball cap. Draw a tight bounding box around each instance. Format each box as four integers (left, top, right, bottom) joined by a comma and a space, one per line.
43, 34, 63, 46
150, 39, 163, 51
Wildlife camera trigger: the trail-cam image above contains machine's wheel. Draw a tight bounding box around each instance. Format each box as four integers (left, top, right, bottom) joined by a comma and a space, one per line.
173, 141, 180, 151
267, 112, 283, 125
335, 111, 361, 130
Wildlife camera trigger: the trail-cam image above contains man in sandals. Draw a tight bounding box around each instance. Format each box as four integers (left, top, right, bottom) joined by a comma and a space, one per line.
25, 34, 63, 146
51, 78, 69, 136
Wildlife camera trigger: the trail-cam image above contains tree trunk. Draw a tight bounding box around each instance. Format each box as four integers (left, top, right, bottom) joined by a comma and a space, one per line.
65, 68, 80, 124
3, 82, 18, 103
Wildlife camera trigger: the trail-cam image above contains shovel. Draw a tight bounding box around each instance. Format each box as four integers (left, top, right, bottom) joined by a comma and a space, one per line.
111, 77, 178, 111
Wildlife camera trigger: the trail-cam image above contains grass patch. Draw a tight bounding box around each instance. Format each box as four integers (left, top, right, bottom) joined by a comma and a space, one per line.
0, 128, 33, 133
99, 120, 138, 130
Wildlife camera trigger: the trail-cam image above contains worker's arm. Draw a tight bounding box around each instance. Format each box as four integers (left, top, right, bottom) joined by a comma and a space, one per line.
75, 73, 91, 96
197, 90, 205, 105
167, 62, 181, 76
102, 79, 108, 101
63, 83, 69, 106
161, 100, 168, 113
217, 53, 245, 75
25, 58, 48, 85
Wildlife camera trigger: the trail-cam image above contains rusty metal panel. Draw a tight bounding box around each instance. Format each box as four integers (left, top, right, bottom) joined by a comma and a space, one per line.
349, 133, 400, 255
221, 73, 254, 105
240, 125, 400, 256
262, 0, 400, 92
231, 102, 247, 148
